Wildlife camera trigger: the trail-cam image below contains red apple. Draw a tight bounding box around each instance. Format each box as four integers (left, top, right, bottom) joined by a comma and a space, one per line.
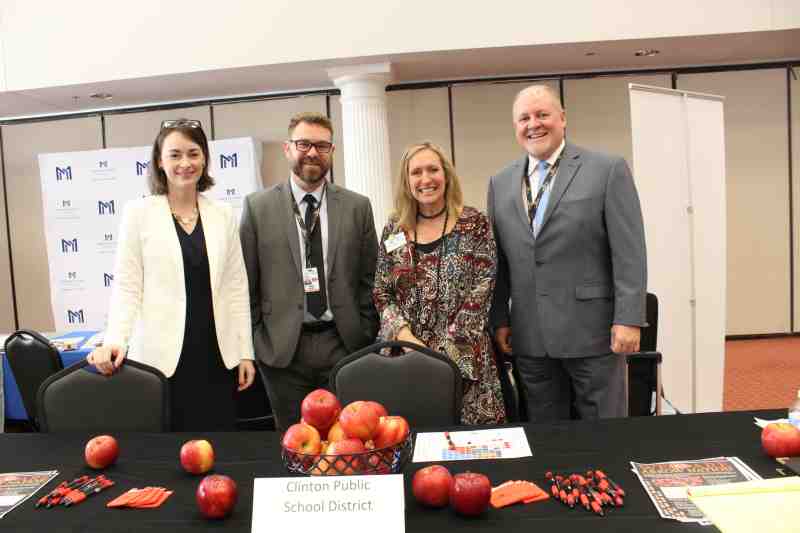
450, 472, 491, 517
84, 435, 119, 469
413, 465, 453, 507
366, 401, 388, 419
339, 401, 380, 441
282, 423, 322, 455
196, 474, 238, 519
325, 438, 366, 475
327, 422, 347, 444
180, 439, 215, 475
301, 389, 341, 434
761, 422, 800, 457
373, 416, 410, 449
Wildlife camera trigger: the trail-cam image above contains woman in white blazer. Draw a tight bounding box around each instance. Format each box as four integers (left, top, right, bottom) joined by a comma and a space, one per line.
87, 119, 255, 431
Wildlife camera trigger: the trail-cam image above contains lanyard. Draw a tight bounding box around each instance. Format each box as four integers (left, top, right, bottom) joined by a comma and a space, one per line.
523, 151, 564, 228
289, 182, 327, 267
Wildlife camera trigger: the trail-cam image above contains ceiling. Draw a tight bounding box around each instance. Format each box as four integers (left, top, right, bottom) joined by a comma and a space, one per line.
1, 29, 798, 121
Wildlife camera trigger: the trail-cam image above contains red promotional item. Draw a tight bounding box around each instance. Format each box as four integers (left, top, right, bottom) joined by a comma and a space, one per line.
107, 487, 173, 509
490, 480, 549, 508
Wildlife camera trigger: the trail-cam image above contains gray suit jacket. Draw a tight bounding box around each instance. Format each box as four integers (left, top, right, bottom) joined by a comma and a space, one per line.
488, 142, 647, 358
239, 181, 379, 368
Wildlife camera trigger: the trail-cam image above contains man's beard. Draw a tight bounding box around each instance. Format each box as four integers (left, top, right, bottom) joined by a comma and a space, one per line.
292, 156, 329, 185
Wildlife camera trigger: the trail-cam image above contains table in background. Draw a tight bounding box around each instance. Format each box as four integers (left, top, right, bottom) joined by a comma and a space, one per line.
0, 409, 786, 532
1, 331, 98, 421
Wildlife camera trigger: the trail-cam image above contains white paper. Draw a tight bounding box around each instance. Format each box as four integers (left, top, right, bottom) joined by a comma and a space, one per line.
251, 475, 404, 533
412, 427, 532, 463
753, 417, 788, 428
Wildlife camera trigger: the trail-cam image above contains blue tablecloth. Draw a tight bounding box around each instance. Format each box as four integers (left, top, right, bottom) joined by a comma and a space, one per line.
2, 331, 98, 421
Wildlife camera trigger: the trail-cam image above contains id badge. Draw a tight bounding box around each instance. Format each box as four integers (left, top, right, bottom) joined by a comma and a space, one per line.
303, 267, 321, 293
384, 231, 407, 253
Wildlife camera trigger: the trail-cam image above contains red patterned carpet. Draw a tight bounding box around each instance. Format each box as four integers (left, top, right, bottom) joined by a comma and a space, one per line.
724, 337, 800, 412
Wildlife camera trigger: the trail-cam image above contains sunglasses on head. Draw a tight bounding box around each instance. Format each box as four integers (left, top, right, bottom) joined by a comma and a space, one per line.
161, 119, 202, 130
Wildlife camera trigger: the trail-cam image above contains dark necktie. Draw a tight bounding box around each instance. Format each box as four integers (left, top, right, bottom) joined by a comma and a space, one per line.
304, 194, 327, 319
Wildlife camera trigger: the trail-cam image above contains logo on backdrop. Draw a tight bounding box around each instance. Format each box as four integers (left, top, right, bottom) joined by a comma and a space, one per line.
103, 273, 114, 287
55, 198, 79, 221
136, 161, 149, 176
98, 160, 109, 168
67, 309, 85, 324
61, 270, 86, 291
95, 232, 115, 254
56, 166, 73, 181
226, 187, 237, 196
98, 200, 115, 215
220, 153, 238, 169
61, 238, 79, 253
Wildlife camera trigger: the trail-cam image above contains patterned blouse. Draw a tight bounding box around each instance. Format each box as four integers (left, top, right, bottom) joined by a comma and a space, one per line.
373, 206, 506, 425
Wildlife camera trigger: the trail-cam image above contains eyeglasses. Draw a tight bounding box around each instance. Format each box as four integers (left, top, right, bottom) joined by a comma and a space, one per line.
288, 139, 333, 154
161, 119, 202, 130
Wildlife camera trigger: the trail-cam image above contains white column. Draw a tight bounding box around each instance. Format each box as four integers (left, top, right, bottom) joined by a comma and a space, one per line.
329, 63, 393, 232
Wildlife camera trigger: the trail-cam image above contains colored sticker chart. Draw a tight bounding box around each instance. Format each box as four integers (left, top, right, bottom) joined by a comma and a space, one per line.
412, 427, 532, 463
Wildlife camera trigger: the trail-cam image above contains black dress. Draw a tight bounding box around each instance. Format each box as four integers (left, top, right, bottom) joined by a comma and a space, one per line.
169, 216, 237, 431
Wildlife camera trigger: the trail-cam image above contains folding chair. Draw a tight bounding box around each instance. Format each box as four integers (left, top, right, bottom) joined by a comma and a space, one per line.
37, 359, 170, 432
4, 329, 63, 430
626, 292, 663, 416
330, 341, 462, 427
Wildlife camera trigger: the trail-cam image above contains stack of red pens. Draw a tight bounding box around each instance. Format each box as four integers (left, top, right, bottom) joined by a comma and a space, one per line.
35, 475, 115, 508
544, 469, 625, 517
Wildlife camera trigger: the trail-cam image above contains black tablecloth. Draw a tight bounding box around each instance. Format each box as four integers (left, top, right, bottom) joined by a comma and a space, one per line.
0, 410, 786, 532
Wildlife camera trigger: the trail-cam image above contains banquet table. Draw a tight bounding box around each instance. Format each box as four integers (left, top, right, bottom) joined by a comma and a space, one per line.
0, 409, 787, 532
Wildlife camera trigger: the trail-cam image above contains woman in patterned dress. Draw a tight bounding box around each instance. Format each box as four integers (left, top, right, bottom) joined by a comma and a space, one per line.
373, 141, 506, 425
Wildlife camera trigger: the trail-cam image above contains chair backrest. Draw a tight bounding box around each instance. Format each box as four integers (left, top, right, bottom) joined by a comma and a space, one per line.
37, 359, 170, 432
330, 341, 463, 427
627, 292, 661, 416
641, 292, 659, 352
4, 329, 63, 429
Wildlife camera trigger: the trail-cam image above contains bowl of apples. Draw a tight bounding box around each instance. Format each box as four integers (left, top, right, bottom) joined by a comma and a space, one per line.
281, 391, 413, 476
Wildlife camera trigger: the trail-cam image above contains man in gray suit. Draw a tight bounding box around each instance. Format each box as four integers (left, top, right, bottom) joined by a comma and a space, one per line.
240, 112, 379, 431
488, 85, 647, 422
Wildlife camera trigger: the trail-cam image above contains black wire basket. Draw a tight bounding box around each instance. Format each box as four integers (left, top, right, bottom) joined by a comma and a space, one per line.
281, 433, 414, 476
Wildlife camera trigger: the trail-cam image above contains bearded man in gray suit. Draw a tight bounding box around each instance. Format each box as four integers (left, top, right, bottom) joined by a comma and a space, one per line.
240, 112, 379, 431
488, 85, 647, 422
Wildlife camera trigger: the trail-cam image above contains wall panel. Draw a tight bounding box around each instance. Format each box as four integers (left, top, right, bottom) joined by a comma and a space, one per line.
452, 80, 558, 211
564, 74, 672, 167
105, 106, 211, 148
2, 117, 102, 331
214, 96, 326, 188
0, 137, 16, 331
792, 70, 800, 332
679, 69, 791, 335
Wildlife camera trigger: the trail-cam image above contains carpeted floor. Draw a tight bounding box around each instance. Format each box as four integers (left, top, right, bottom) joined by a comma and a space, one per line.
724, 336, 800, 412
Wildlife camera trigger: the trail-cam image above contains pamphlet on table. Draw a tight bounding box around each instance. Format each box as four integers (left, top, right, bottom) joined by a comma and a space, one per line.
0, 470, 59, 518
412, 427, 532, 462
631, 456, 761, 524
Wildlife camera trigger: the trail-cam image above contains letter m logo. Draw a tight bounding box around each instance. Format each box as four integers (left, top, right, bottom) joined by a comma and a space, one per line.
67, 309, 85, 324
98, 200, 115, 215
61, 238, 78, 253
103, 273, 114, 287
56, 166, 72, 181
220, 153, 238, 168
136, 161, 149, 176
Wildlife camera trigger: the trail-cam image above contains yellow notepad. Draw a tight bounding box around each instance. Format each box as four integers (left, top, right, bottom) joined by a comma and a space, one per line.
687, 477, 800, 533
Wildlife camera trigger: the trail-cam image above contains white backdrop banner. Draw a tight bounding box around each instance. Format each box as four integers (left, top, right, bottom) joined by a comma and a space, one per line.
37, 137, 262, 331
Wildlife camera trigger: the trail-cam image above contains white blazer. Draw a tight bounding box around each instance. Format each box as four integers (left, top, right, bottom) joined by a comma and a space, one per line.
104, 194, 254, 377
